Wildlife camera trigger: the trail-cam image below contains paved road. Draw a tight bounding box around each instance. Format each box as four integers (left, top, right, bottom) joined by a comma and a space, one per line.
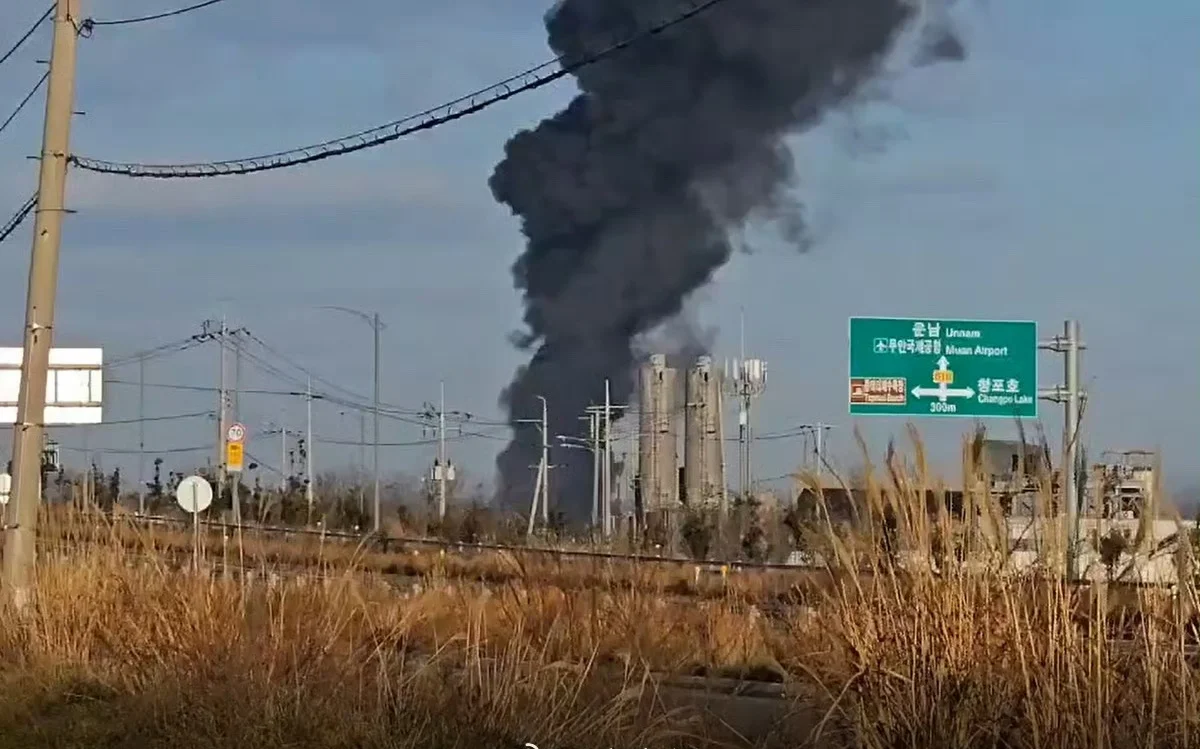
652, 676, 819, 746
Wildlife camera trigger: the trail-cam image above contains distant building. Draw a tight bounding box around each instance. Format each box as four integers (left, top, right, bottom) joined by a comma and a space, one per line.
1085, 450, 1156, 519
978, 438, 1054, 516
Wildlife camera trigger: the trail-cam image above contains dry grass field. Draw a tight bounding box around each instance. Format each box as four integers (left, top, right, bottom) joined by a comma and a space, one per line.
1, 435, 1198, 748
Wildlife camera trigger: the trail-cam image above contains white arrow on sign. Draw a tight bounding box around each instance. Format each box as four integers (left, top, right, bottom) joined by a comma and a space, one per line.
913, 385, 975, 401
937, 355, 950, 371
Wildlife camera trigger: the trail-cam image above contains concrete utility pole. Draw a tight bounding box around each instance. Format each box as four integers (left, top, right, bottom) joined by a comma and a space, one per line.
2, 0, 82, 608
437, 381, 447, 520
590, 412, 600, 528
372, 312, 380, 531
358, 411, 366, 517
797, 422, 836, 488
138, 356, 146, 515
233, 333, 241, 418
305, 376, 314, 525
216, 316, 228, 502
279, 421, 288, 493
1039, 320, 1086, 581
231, 334, 241, 527
518, 397, 551, 535
603, 380, 612, 537
420, 384, 466, 522
575, 383, 628, 540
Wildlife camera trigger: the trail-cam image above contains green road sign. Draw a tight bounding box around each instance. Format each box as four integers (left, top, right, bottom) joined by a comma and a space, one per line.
848, 317, 1038, 418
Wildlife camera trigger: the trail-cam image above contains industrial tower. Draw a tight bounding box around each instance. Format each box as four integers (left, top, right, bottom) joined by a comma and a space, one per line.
724, 356, 767, 499
637, 354, 679, 513
683, 356, 726, 510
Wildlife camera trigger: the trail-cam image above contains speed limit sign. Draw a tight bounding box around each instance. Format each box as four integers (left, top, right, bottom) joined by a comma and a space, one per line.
226, 423, 246, 443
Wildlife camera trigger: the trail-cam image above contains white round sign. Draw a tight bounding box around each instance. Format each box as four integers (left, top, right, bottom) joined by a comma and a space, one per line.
226, 423, 246, 443
175, 475, 213, 514
0, 472, 10, 506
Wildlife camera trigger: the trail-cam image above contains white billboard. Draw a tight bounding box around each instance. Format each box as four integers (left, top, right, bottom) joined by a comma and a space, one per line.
0, 347, 103, 425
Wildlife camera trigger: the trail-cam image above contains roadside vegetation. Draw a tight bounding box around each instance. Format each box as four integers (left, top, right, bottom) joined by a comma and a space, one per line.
2, 430, 1197, 748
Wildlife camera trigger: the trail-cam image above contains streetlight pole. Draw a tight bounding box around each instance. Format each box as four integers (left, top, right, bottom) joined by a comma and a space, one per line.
319, 306, 385, 533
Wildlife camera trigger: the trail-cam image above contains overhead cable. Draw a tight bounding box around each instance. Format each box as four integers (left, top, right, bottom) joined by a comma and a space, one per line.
105, 379, 311, 397
244, 451, 281, 475
51, 410, 214, 427
59, 442, 213, 455
82, 0, 233, 28
104, 333, 211, 369
0, 71, 48, 136
0, 5, 54, 71
0, 193, 37, 246
68, 0, 733, 178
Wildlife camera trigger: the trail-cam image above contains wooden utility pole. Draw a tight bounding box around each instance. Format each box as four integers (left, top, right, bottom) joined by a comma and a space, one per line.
2, 0, 82, 608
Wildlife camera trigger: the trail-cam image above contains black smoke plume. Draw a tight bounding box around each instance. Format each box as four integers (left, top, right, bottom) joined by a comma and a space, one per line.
491, 0, 946, 521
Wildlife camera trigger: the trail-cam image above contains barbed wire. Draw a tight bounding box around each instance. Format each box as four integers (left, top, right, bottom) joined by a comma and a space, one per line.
0, 193, 37, 245
67, 0, 733, 178
0, 71, 48, 137
0, 5, 53, 71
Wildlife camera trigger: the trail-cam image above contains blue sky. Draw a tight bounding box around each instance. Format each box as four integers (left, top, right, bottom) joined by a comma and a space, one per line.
0, 0, 1197, 503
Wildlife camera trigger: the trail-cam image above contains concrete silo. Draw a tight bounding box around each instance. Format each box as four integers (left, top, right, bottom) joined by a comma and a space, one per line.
637, 354, 679, 512
684, 356, 726, 509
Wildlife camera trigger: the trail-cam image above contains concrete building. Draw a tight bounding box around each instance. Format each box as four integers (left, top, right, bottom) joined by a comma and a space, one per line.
979, 438, 1054, 515
683, 356, 725, 509
1086, 449, 1156, 518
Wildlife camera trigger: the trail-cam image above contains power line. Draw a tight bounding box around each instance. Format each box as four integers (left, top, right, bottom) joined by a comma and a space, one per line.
310, 423, 509, 449
244, 450, 280, 476
238, 330, 413, 412
228, 339, 430, 429
0, 71, 48, 136
58, 442, 213, 455
0, 193, 37, 246
82, 0, 233, 28
67, 0, 734, 178
105, 378, 308, 397
50, 410, 214, 428
313, 434, 460, 449
0, 5, 53, 71
230, 332, 466, 429
234, 331, 508, 425
104, 333, 211, 369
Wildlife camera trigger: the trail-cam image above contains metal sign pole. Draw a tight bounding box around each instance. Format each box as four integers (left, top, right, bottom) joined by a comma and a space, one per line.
1038, 320, 1086, 581
192, 484, 200, 573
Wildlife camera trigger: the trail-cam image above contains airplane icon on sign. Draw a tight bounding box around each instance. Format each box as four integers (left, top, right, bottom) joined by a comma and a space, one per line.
873, 338, 889, 353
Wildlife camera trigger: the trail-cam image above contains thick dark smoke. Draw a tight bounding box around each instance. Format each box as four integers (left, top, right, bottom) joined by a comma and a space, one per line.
490, 0, 949, 521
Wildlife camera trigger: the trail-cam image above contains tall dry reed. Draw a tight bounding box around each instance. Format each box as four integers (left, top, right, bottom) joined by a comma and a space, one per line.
0, 429, 1195, 748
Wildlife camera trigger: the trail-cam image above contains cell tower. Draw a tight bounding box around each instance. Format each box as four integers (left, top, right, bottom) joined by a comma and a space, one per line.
723, 356, 767, 500
684, 356, 726, 510
637, 354, 679, 512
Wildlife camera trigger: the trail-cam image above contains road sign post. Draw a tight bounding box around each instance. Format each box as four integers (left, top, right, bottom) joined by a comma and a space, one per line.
226, 442, 244, 473
226, 423, 245, 530
848, 317, 1038, 419
175, 474, 213, 573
